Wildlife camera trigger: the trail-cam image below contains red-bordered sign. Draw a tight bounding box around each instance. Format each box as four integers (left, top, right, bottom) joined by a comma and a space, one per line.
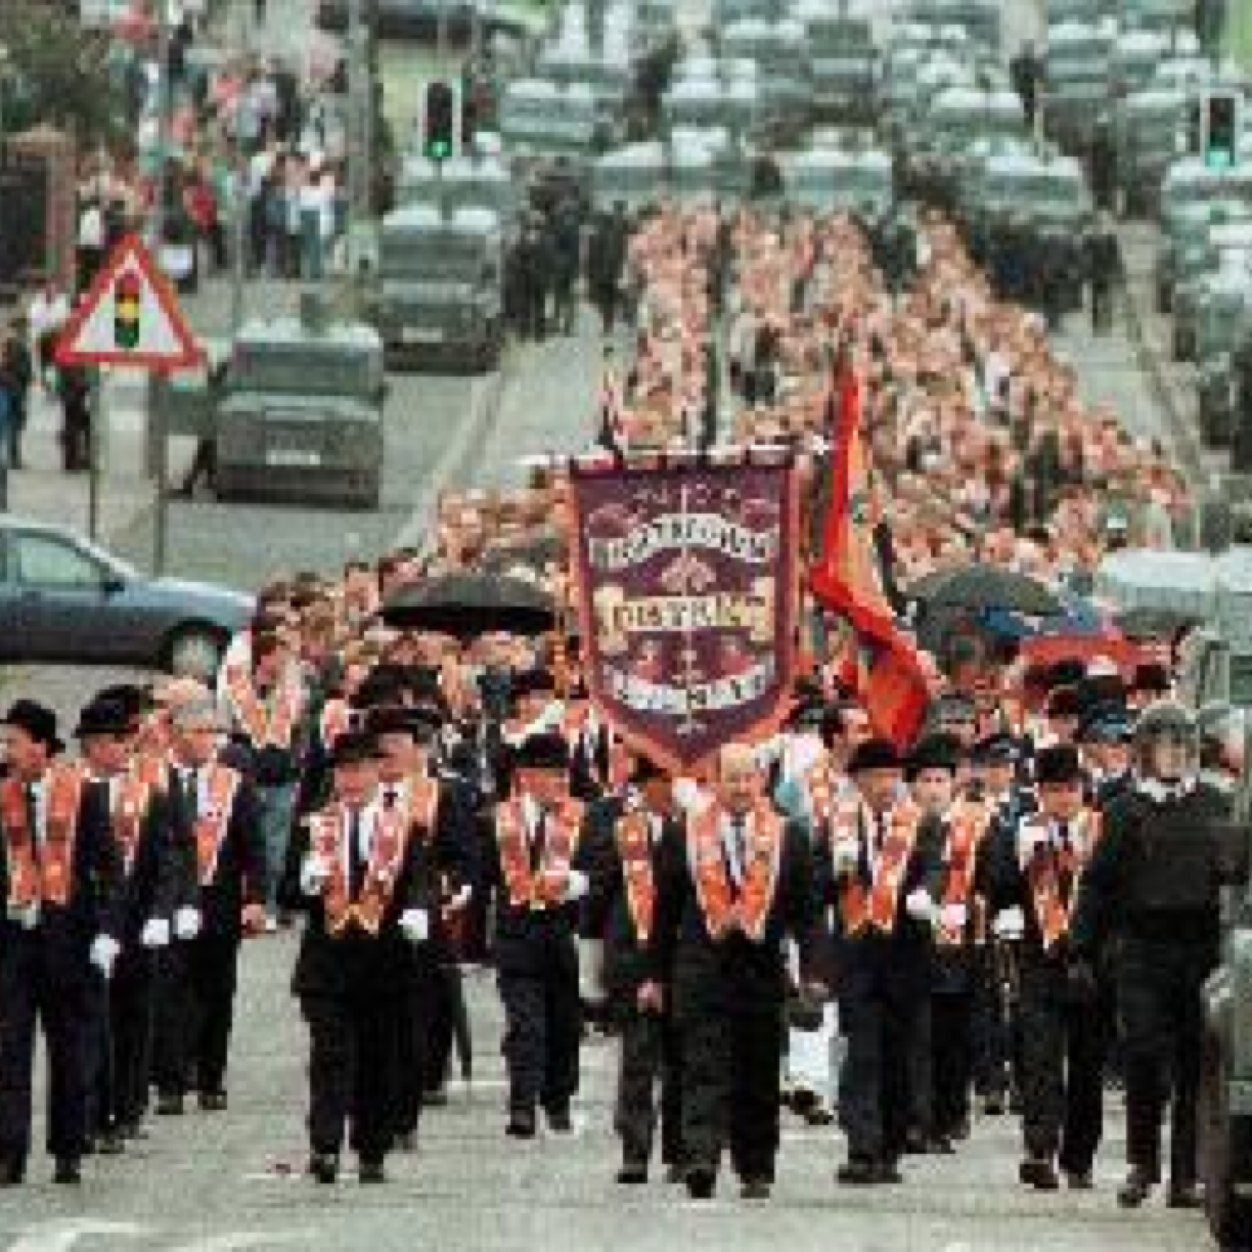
55, 234, 203, 371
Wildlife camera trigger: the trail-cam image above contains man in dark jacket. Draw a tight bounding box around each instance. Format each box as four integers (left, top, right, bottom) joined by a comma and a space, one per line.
0, 700, 124, 1186
281, 729, 439, 1184
152, 696, 266, 1116
643, 743, 821, 1201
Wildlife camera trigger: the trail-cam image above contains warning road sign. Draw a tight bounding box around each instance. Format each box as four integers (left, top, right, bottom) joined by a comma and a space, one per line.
55, 234, 204, 371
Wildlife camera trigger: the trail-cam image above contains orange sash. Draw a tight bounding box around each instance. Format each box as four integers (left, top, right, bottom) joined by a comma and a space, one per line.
404, 775, 440, 838
1024, 810, 1102, 952
936, 799, 987, 947
688, 801, 782, 942
616, 811, 656, 944
496, 798, 584, 910
192, 764, 241, 886
112, 772, 152, 876
309, 803, 408, 936
1, 765, 84, 909
805, 763, 840, 828
133, 753, 170, 792
833, 799, 920, 938
225, 663, 301, 750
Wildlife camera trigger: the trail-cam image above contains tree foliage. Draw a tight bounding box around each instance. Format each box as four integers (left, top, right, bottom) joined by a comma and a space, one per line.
0, 1, 126, 146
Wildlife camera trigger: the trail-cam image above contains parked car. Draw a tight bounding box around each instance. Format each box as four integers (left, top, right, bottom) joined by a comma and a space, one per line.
0, 518, 253, 679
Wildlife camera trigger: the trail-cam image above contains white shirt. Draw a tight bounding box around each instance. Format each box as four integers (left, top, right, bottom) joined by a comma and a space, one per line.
78, 205, 105, 249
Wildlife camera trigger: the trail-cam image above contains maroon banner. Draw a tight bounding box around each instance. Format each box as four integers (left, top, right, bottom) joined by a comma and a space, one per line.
568, 456, 799, 777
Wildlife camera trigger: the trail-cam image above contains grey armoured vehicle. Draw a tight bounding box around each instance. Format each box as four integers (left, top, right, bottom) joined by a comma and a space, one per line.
211, 297, 386, 510
369, 203, 505, 371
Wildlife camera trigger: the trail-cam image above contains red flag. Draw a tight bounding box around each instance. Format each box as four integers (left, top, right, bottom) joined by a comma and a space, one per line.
809, 371, 929, 749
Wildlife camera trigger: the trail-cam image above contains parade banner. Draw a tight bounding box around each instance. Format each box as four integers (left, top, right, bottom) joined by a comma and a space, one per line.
569, 455, 800, 777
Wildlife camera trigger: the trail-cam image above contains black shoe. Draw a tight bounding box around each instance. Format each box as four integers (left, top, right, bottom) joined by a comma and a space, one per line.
927, 1135, 955, 1156
803, 1104, 835, 1127
789, 1088, 817, 1115
1019, 1157, 1059, 1191
53, 1157, 81, 1185
665, 1163, 686, 1184
546, 1107, 573, 1134
616, 1163, 648, 1184
156, 1092, 184, 1116
0, 1154, 26, 1186
875, 1159, 903, 1184
308, 1152, 338, 1184
951, 1118, 971, 1142
199, 1090, 228, 1112
97, 1130, 125, 1156
358, 1159, 385, 1184
837, 1158, 878, 1185
1166, 1181, 1204, 1209
685, 1168, 715, 1200
902, 1128, 928, 1155
395, 1131, 417, 1153
1065, 1170, 1093, 1190
1118, 1167, 1154, 1208
424, 1087, 449, 1108
982, 1094, 1004, 1116
506, 1108, 537, 1139
740, 1177, 771, 1200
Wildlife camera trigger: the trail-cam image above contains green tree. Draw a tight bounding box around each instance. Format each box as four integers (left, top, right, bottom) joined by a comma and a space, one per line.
0, 1, 126, 146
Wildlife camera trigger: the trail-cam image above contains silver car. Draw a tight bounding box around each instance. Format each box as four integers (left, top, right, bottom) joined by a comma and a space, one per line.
0, 519, 253, 678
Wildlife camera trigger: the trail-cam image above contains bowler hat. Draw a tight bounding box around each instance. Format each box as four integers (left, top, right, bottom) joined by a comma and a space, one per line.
73, 698, 136, 739
906, 733, 961, 780
1035, 744, 1083, 786
847, 737, 902, 775
328, 730, 382, 769
1, 699, 63, 753
513, 732, 569, 773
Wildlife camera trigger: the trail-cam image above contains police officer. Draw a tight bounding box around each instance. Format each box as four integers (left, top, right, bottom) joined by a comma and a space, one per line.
1070, 703, 1231, 1209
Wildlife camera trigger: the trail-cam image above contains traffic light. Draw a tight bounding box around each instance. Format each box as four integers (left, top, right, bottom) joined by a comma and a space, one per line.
1203, 91, 1242, 170
423, 80, 456, 162
114, 272, 141, 351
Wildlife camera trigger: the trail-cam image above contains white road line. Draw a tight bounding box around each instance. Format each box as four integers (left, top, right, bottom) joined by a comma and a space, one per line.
166, 1232, 311, 1251
8, 1219, 149, 1252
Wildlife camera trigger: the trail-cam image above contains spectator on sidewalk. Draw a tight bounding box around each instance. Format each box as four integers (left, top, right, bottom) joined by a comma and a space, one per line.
0, 359, 13, 509
27, 282, 70, 393
59, 365, 93, 474
1, 323, 33, 470
76, 197, 106, 296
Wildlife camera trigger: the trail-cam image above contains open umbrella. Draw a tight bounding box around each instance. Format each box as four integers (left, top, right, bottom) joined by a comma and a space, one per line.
381, 572, 556, 639
480, 530, 568, 574
908, 563, 1064, 617
1115, 606, 1202, 642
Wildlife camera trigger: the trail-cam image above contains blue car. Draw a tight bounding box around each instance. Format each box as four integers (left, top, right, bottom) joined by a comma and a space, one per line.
0, 518, 253, 680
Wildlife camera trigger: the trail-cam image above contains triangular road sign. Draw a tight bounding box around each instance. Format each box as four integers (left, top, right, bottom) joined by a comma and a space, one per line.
56, 234, 204, 371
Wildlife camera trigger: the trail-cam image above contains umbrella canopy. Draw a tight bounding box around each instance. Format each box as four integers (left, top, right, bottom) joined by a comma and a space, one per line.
481, 531, 568, 574
381, 572, 556, 639
908, 563, 1064, 617
1115, 605, 1202, 641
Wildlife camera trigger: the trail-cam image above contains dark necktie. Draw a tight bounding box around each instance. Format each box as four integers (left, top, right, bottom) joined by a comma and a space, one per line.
25, 784, 39, 860
382, 787, 399, 811
531, 809, 547, 874
729, 815, 747, 891
1057, 822, 1074, 905
348, 810, 366, 898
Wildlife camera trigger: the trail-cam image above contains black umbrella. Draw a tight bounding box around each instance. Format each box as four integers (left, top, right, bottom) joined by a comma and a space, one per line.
381, 572, 556, 638
480, 531, 568, 573
907, 563, 1064, 617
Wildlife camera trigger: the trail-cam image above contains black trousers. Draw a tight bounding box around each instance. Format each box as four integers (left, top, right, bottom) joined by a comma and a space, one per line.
678, 1002, 780, 1183
931, 991, 974, 1136
393, 968, 431, 1138
153, 935, 240, 1096
106, 948, 155, 1129
303, 992, 398, 1163
1118, 939, 1213, 1185
423, 962, 470, 1091
498, 966, 580, 1114
839, 972, 924, 1162
0, 933, 92, 1161
614, 1008, 683, 1168
971, 944, 1020, 1102
1018, 957, 1104, 1173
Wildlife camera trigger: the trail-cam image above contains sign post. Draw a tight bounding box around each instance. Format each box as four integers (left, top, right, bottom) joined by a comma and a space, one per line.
55, 233, 203, 570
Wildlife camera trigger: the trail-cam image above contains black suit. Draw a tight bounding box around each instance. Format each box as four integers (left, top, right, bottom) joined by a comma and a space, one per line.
649, 811, 817, 1185
581, 799, 684, 1170
280, 800, 436, 1163
153, 763, 265, 1100
812, 806, 942, 1166
0, 775, 124, 1167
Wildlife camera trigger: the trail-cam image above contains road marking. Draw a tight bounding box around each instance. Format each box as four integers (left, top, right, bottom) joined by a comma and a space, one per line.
167, 1232, 311, 1251
9, 1219, 148, 1252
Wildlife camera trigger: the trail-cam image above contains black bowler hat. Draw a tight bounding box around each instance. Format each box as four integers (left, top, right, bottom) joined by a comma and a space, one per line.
366, 704, 442, 745
1, 699, 63, 754
1045, 685, 1083, 719
905, 733, 961, 780
847, 737, 902, 775
1035, 744, 1083, 786
94, 683, 154, 720
328, 730, 382, 769
973, 732, 1019, 766
511, 668, 558, 701
630, 754, 667, 786
73, 698, 136, 739
513, 732, 570, 773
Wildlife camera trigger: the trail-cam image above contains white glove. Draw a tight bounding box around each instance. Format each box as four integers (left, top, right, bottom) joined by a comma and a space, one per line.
576, 937, 607, 1005
90, 934, 121, 978
564, 869, 590, 902
446, 884, 472, 910
140, 917, 171, 949
905, 889, 937, 923
993, 906, 1025, 941
831, 839, 860, 875
7, 900, 39, 930
174, 906, 202, 941
300, 854, 332, 897
939, 902, 968, 933
1017, 824, 1050, 869
400, 908, 429, 944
